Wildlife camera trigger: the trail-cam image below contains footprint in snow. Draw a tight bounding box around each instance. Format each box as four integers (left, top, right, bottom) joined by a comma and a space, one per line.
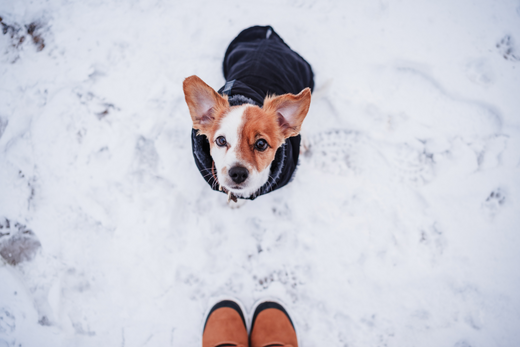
0, 307, 16, 335
482, 188, 505, 217
0, 218, 41, 266
385, 143, 434, 186
304, 130, 373, 176
305, 130, 433, 186
496, 35, 520, 62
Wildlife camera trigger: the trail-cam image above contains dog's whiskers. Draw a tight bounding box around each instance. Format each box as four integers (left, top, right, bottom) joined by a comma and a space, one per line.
199, 167, 220, 191
262, 174, 275, 194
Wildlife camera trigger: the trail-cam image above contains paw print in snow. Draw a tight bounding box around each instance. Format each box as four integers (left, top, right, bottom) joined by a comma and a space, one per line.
496, 35, 520, 61
482, 189, 505, 216
419, 223, 446, 259
0, 307, 16, 334
0, 218, 41, 265
0, 17, 46, 63
75, 90, 119, 120
254, 268, 303, 291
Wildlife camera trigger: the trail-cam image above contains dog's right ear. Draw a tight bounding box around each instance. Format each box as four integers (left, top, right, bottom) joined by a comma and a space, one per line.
183, 75, 229, 133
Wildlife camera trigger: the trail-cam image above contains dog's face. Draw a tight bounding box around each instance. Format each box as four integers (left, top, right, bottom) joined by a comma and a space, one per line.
183, 75, 311, 198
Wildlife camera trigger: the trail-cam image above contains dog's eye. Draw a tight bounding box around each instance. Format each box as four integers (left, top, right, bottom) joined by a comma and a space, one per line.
215, 136, 227, 147
254, 139, 269, 151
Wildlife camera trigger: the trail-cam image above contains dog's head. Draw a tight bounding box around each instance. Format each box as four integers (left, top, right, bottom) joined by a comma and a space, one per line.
183, 75, 311, 198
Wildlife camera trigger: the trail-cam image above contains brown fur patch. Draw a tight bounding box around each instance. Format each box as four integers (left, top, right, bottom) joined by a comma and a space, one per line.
235, 89, 311, 172
238, 106, 286, 172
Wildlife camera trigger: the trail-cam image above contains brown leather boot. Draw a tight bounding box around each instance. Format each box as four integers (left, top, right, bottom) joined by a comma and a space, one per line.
203, 300, 248, 347
249, 302, 298, 347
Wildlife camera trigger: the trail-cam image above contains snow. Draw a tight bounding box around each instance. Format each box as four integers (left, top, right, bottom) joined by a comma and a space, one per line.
1, 0, 519, 346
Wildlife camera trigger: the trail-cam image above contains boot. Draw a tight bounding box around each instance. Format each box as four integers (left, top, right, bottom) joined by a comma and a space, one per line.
203, 300, 248, 347
249, 302, 298, 347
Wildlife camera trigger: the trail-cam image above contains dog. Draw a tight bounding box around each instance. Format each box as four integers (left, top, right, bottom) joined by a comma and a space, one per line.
183, 25, 314, 202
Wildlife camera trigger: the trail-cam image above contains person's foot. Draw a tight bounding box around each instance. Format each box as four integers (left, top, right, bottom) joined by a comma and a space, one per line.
203, 300, 248, 347
249, 302, 298, 347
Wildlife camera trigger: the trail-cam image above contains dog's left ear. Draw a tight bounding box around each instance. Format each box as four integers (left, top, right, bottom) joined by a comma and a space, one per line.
263, 88, 311, 138
183, 75, 229, 133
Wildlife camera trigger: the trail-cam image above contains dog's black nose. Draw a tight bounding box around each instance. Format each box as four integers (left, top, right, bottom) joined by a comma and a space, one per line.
229, 166, 249, 184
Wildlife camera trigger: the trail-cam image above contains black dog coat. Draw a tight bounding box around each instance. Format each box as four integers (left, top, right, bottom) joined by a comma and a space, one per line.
191, 25, 315, 199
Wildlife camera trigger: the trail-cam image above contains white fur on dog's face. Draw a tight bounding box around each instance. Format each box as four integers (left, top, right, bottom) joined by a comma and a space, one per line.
183, 75, 311, 198
210, 105, 271, 198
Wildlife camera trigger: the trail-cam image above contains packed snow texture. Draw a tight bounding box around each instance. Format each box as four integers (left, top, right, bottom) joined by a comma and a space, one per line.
1, 1, 520, 346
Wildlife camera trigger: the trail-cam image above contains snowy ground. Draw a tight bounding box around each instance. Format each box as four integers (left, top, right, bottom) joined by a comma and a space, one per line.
1, 0, 520, 346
